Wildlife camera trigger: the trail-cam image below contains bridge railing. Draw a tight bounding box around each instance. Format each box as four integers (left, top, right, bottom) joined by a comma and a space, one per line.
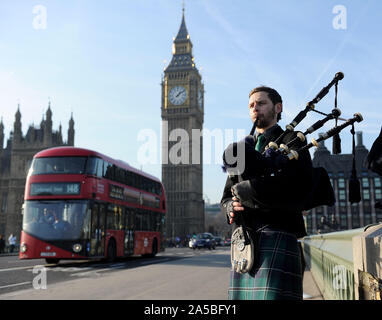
302, 223, 382, 300
301, 227, 368, 300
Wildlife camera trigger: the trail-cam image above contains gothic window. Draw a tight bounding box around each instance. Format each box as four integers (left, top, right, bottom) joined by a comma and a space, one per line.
363, 200, 371, 214
339, 201, 347, 214
1, 192, 7, 213
338, 178, 345, 189
340, 214, 347, 228
362, 177, 369, 188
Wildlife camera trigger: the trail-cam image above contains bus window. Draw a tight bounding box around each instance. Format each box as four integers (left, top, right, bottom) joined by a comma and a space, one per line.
118, 206, 123, 230
141, 210, 148, 231
135, 210, 142, 231
131, 172, 137, 189
31, 157, 87, 175
96, 158, 103, 177
115, 166, 124, 184
86, 157, 97, 175
125, 207, 135, 230
106, 205, 116, 229
121, 207, 127, 230
155, 213, 161, 232
104, 162, 114, 180
22, 200, 88, 241
82, 207, 91, 239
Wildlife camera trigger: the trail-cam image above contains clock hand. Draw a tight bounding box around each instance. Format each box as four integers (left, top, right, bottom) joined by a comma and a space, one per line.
176, 89, 185, 97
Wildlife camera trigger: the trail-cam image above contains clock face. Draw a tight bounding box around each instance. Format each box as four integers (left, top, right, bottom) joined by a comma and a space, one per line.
169, 86, 187, 105
198, 89, 203, 108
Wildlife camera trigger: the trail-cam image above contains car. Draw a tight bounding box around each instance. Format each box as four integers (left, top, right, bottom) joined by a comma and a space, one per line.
190, 233, 216, 250
214, 236, 224, 247
189, 237, 196, 249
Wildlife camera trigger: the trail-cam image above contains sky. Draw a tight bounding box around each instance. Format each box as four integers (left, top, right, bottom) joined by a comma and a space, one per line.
0, 0, 381, 204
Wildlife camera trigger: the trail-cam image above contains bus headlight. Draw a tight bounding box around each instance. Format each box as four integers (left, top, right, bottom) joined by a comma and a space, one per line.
72, 244, 82, 253
20, 243, 27, 253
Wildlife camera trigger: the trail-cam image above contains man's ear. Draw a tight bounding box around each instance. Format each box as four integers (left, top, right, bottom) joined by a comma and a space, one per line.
276, 103, 282, 115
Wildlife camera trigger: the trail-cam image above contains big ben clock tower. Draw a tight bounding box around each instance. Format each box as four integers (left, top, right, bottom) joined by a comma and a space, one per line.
161, 9, 205, 240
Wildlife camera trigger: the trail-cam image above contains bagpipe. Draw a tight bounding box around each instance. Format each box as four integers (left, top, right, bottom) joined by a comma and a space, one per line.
223, 72, 364, 211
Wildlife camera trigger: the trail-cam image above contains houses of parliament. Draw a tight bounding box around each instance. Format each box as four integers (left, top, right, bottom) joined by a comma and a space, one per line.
0, 105, 74, 238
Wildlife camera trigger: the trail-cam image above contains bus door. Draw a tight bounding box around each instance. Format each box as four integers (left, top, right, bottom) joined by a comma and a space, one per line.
124, 207, 135, 255
90, 203, 106, 257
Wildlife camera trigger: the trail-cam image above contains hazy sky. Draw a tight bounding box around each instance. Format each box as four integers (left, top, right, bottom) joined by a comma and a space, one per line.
0, 0, 381, 203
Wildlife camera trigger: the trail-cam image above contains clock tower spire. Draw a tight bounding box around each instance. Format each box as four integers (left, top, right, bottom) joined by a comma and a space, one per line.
161, 9, 205, 240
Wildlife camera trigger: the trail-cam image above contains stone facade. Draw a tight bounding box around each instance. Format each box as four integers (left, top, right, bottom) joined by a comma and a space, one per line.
305, 131, 382, 234
0, 104, 74, 241
161, 12, 205, 239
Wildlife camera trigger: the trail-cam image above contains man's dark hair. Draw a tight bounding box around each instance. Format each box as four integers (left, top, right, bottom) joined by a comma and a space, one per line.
249, 86, 282, 121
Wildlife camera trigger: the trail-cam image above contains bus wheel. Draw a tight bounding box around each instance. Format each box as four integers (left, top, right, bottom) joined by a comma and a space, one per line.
45, 258, 60, 264
107, 239, 116, 263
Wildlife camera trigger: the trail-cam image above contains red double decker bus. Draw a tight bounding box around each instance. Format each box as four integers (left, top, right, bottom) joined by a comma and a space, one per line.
19, 147, 166, 264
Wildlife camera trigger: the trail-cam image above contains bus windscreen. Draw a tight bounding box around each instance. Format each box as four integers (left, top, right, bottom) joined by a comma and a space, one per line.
22, 200, 90, 241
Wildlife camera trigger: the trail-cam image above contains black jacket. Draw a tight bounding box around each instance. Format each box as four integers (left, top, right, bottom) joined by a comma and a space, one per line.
220, 125, 313, 239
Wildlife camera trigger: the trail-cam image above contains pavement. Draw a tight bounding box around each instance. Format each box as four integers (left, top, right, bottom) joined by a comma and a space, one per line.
303, 269, 323, 300
1, 250, 324, 300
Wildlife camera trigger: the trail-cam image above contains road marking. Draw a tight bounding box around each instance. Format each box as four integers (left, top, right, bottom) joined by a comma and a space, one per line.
48, 267, 93, 273
70, 266, 115, 277
0, 266, 35, 273
0, 282, 31, 289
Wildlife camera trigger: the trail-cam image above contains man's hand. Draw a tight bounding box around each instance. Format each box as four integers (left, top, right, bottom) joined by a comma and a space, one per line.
229, 196, 245, 224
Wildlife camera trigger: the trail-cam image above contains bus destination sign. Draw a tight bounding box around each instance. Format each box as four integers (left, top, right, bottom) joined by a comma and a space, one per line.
30, 182, 81, 196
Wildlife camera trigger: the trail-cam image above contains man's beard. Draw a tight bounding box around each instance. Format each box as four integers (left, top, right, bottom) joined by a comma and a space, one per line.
256, 107, 276, 129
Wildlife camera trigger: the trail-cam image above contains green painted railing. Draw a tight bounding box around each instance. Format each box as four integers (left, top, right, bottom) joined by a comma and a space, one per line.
301, 228, 364, 300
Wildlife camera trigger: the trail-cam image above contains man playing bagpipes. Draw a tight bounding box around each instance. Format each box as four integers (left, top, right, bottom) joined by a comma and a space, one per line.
221, 86, 335, 300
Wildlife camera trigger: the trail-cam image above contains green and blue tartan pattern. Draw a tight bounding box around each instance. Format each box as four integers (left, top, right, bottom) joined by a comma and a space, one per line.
228, 229, 303, 300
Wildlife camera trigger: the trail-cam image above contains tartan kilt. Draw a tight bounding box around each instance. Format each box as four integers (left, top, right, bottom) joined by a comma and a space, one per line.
228, 229, 303, 300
